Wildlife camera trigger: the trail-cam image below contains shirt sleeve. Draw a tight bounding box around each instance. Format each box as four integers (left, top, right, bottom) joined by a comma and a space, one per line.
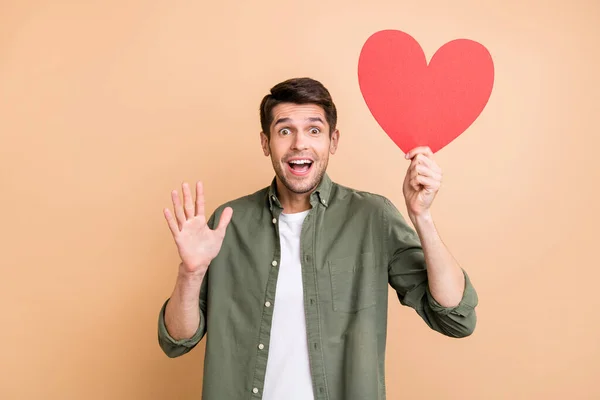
383, 197, 479, 338
157, 287, 207, 358
157, 211, 216, 357
158, 272, 208, 358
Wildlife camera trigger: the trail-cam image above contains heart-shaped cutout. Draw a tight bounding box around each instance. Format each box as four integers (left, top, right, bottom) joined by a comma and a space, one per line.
358, 29, 495, 154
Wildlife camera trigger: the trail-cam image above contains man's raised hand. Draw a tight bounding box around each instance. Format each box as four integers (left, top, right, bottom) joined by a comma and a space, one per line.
163, 181, 233, 275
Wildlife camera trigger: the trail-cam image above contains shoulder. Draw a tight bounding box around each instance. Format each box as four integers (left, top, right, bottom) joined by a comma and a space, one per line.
207, 186, 269, 227
330, 180, 395, 210
221, 186, 268, 210
329, 180, 408, 227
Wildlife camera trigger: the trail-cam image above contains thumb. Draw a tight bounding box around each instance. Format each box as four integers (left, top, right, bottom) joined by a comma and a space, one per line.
215, 207, 233, 234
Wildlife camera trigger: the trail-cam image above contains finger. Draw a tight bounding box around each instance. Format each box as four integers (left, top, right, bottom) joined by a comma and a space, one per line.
408, 162, 421, 189
415, 164, 442, 180
410, 154, 442, 180
407, 154, 433, 176
407, 155, 419, 174
405, 146, 433, 160
408, 156, 426, 178
163, 208, 180, 236
415, 154, 442, 175
412, 175, 440, 191
414, 153, 432, 167
215, 207, 233, 236
172, 190, 186, 230
182, 182, 195, 219
195, 181, 205, 218
407, 159, 418, 182
409, 175, 422, 191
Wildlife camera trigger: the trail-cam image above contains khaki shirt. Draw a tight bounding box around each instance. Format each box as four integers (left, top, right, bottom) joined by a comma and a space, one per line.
158, 173, 478, 400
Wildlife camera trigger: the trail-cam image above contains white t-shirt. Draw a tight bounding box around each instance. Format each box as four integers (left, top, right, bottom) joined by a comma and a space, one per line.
262, 209, 314, 400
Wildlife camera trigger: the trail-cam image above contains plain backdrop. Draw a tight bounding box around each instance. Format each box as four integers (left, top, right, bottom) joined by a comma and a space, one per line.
1, 0, 599, 399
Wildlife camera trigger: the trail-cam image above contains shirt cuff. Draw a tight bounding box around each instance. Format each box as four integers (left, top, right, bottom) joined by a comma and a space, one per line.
426, 269, 478, 317
157, 298, 205, 347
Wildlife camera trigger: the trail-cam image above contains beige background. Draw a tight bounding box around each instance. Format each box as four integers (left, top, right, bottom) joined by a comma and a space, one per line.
2, 0, 599, 399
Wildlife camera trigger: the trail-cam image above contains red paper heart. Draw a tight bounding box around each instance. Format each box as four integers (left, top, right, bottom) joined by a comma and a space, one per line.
358, 29, 494, 154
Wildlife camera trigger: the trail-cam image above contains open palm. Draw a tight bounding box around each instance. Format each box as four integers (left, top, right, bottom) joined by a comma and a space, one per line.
163, 181, 233, 274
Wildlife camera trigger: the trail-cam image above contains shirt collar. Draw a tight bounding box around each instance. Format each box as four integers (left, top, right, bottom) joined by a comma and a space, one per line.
267, 172, 332, 210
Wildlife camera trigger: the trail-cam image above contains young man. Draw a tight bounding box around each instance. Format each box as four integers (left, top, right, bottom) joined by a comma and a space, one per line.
158, 77, 478, 400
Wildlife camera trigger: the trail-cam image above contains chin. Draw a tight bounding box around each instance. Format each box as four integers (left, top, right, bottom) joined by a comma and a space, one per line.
283, 169, 324, 194
287, 182, 317, 194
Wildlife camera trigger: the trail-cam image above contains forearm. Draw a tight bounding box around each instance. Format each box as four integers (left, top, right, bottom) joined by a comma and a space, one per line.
164, 267, 206, 340
411, 212, 465, 307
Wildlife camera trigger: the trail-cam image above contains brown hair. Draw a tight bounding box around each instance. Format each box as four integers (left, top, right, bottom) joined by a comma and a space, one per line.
259, 77, 337, 139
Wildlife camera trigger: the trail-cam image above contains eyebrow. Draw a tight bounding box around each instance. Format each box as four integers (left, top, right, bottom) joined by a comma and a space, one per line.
273, 117, 292, 126
273, 117, 325, 126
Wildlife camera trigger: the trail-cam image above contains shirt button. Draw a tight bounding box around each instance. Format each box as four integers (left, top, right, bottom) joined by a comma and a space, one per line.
265, 301, 271, 307
272, 218, 277, 224
272, 260, 278, 267
321, 199, 327, 205
258, 343, 264, 350
252, 388, 259, 394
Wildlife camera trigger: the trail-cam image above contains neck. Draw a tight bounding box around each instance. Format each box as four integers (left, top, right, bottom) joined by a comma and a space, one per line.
276, 179, 313, 214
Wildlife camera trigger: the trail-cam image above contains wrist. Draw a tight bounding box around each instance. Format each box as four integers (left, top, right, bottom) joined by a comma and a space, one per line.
177, 264, 208, 283
409, 210, 433, 227
174, 268, 206, 303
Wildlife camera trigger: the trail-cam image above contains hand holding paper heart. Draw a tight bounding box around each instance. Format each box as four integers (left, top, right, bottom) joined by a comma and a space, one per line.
403, 146, 442, 218
358, 29, 495, 154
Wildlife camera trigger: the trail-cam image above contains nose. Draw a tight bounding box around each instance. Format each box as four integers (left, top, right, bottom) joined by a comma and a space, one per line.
291, 131, 309, 150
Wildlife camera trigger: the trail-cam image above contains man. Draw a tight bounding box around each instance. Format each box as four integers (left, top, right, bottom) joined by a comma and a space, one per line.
157, 77, 478, 400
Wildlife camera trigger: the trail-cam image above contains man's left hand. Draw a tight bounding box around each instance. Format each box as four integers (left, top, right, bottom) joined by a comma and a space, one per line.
402, 146, 442, 219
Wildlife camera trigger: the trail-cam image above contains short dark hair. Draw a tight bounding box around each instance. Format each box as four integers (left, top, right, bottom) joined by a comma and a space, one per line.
259, 77, 337, 138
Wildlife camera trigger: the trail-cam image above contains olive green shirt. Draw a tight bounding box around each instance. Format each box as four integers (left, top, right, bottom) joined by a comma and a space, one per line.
157, 173, 478, 400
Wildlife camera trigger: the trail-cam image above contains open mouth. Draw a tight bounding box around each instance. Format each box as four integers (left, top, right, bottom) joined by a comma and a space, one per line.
287, 159, 314, 176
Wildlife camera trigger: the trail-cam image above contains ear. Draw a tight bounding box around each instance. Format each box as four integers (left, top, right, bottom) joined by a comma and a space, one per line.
260, 131, 270, 156
329, 129, 340, 155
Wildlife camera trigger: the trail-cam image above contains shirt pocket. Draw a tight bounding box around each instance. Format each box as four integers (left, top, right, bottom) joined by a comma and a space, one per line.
328, 252, 377, 313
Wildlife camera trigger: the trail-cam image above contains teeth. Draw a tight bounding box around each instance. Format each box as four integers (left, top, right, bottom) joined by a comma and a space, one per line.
289, 159, 312, 164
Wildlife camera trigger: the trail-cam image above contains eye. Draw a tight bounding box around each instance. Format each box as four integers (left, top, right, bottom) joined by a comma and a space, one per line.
279, 128, 291, 136
309, 127, 321, 135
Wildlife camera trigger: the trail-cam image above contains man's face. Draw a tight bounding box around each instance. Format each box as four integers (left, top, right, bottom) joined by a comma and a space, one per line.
261, 103, 339, 195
